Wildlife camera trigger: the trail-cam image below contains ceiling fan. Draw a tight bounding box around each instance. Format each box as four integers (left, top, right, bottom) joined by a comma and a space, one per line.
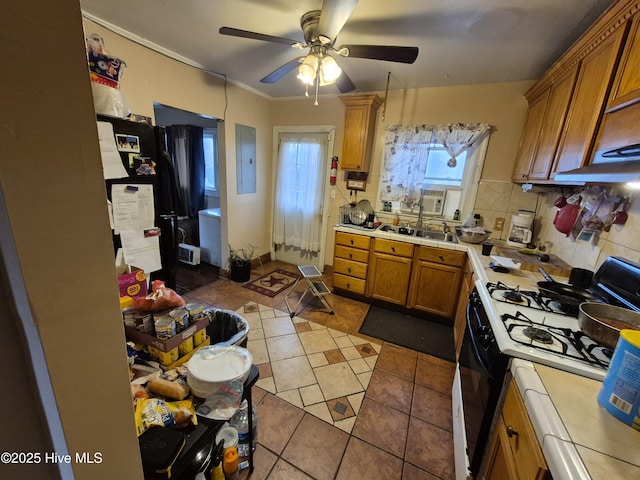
219, 0, 418, 97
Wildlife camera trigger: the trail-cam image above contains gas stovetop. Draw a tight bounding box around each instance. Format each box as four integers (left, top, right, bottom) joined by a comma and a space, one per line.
481, 257, 640, 380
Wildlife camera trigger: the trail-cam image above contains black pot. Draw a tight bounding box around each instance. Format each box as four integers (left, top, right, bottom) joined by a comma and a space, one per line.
230, 261, 251, 283
568, 268, 594, 290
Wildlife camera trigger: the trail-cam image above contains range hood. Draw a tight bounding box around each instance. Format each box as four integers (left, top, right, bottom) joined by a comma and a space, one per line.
554, 100, 640, 185
554, 143, 640, 184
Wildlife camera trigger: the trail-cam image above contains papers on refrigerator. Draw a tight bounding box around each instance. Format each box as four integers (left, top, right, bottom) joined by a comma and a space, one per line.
97, 121, 128, 179
111, 184, 155, 233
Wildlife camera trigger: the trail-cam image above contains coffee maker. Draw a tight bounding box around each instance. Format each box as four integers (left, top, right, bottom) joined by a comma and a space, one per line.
506, 211, 534, 248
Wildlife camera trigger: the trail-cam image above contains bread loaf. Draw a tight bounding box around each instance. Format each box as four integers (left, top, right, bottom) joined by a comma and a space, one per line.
148, 377, 190, 400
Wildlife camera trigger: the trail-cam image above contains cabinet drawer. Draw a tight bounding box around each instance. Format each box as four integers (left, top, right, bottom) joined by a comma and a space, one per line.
417, 246, 466, 267
335, 232, 371, 250
373, 238, 414, 258
502, 382, 548, 480
334, 245, 370, 263
333, 257, 368, 279
333, 273, 366, 294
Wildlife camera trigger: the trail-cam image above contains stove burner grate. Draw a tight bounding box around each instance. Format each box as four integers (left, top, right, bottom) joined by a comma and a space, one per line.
523, 326, 554, 344
503, 289, 524, 303
501, 311, 610, 369
487, 281, 576, 317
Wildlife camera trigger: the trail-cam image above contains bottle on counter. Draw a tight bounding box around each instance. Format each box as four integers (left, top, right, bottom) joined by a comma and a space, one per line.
393, 210, 400, 226
209, 440, 225, 480
453, 209, 460, 221
223, 447, 239, 480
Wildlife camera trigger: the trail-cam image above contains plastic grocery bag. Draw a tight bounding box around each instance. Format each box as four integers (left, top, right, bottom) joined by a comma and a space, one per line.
86, 33, 131, 118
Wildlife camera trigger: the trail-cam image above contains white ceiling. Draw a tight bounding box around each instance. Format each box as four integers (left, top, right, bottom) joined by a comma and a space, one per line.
79, 0, 615, 99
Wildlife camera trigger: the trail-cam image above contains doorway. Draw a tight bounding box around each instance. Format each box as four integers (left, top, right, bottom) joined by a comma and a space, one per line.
271, 126, 335, 271
153, 103, 222, 291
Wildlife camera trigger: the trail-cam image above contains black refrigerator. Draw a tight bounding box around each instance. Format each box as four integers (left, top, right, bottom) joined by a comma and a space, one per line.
98, 114, 180, 290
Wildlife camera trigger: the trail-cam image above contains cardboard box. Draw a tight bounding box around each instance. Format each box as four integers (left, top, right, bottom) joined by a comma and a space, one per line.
124, 315, 209, 352
117, 264, 148, 300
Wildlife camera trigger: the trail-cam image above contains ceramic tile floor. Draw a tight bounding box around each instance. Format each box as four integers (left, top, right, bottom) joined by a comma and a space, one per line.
183, 261, 457, 480
240, 302, 381, 433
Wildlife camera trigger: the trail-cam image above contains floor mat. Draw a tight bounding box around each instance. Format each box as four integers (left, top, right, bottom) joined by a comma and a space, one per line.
242, 269, 299, 297
359, 306, 455, 362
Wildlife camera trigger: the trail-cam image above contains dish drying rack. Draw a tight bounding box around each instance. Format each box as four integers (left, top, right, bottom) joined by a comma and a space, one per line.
339, 204, 355, 224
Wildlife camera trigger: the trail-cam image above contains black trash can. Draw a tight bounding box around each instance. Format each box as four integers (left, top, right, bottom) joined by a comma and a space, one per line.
205, 308, 250, 348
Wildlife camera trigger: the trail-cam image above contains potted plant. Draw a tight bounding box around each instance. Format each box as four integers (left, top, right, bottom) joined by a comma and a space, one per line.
228, 244, 257, 283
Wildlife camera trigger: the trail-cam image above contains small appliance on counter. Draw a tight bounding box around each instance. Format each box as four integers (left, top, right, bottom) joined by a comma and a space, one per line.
506, 210, 534, 248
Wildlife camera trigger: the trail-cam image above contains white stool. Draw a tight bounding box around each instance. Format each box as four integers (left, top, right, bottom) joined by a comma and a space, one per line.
285, 265, 334, 318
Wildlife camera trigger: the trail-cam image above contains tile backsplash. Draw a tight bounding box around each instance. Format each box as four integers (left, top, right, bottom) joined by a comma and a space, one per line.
473, 180, 538, 242
474, 180, 640, 271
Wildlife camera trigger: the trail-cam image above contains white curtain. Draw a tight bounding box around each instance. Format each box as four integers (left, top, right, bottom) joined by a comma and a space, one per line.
379, 125, 433, 207
273, 133, 327, 252
433, 123, 491, 167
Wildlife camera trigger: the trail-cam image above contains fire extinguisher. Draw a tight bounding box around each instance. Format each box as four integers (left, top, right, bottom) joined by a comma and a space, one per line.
330, 156, 338, 185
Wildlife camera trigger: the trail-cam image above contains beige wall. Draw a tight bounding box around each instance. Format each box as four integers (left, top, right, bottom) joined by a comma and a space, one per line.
84, 19, 276, 263
274, 81, 533, 262
2, 2, 143, 479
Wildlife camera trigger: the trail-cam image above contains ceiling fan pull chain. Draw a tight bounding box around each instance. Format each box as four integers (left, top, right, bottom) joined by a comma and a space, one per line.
314, 78, 319, 106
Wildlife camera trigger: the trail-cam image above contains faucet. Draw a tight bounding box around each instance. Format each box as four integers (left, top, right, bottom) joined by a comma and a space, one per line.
442, 221, 449, 233
416, 190, 425, 227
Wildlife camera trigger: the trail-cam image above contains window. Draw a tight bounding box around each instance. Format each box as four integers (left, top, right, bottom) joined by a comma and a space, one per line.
203, 128, 218, 192
379, 124, 490, 219
423, 143, 467, 187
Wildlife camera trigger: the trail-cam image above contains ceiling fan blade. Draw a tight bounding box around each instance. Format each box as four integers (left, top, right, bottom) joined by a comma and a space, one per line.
336, 69, 356, 93
260, 57, 303, 84
318, 0, 359, 41
341, 44, 419, 64
219, 26, 299, 46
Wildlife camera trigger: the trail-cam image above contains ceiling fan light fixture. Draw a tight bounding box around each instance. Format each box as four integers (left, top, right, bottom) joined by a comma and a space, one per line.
297, 54, 318, 84
320, 55, 341, 82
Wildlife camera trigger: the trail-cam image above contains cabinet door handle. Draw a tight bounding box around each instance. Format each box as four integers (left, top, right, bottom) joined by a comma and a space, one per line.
439, 254, 445, 261
346, 283, 351, 289
349, 253, 353, 259
347, 267, 351, 273
392, 246, 396, 252
506, 425, 518, 438
350, 239, 354, 245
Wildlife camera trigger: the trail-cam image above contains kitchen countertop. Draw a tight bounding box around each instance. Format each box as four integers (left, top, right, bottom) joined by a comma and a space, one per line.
335, 224, 639, 479
512, 359, 640, 479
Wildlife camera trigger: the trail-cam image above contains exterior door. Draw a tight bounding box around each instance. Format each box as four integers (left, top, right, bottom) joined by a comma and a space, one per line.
271, 127, 335, 271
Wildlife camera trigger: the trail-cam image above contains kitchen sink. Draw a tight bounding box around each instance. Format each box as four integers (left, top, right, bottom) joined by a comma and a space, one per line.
377, 224, 457, 243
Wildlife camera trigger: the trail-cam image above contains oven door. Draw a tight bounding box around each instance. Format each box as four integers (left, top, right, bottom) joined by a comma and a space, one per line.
453, 289, 508, 478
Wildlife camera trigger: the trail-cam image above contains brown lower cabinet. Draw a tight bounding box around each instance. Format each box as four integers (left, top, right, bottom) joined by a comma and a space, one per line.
407, 246, 465, 319
332, 231, 468, 319
483, 381, 551, 480
367, 238, 414, 305
333, 232, 371, 295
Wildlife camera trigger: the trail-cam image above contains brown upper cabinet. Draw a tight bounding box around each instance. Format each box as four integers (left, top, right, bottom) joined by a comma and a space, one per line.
512, 1, 635, 184
512, 65, 578, 182
339, 94, 382, 172
608, 11, 640, 112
